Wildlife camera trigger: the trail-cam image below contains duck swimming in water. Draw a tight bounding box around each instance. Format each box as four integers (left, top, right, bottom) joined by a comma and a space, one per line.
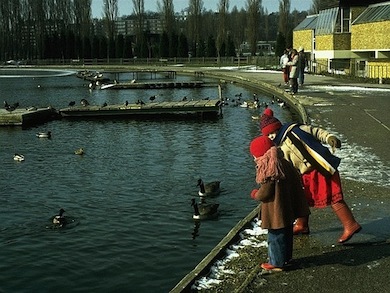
74, 148, 84, 155
53, 208, 67, 227
191, 198, 219, 220
13, 153, 25, 161
36, 131, 51, 138
197, 179, 221, 197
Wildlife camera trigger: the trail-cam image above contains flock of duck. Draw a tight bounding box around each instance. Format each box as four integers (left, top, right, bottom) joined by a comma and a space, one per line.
66, 95, 161, 109
48, 178, 220, 229
13, 131, 84, 162
191, 179, 221, 220
48, 179, 220, 229
219, 93, 289, 112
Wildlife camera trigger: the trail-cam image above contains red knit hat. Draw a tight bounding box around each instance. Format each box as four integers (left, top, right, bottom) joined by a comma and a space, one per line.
260, 108, 282, 136
250, 136, 275, 158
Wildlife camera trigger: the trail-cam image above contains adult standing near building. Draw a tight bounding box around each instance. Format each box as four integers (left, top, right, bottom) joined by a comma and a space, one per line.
298, 47, 308, 86
280, 49, 290, 85
286, 49, 299, 94
259, 108, 362, 244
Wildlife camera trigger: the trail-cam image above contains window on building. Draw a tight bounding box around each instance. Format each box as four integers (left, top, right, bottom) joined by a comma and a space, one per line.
353, 3, 390, 24
358, 60, 366, 70
316, 7, 338, 35
335, 7, 350, 33
342, 7, 350, 32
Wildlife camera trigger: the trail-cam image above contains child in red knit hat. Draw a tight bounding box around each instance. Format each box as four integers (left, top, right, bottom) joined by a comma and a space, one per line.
259, 108, 361, 244
250, 136, 310, 271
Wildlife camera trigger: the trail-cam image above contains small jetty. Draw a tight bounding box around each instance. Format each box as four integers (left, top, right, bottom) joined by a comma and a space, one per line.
76, 69, 178, 83
0, 107, 59, 127
60, 100, 222, 120
104, 69, 177, 80
100, 80, 205, 90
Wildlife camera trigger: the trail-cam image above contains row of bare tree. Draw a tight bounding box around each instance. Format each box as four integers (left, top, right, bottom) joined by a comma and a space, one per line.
0, 0, 338, 62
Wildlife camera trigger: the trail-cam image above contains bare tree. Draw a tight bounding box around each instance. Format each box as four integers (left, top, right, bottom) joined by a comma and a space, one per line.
132, 0, 148, 57
229, 6, 247, 56
157, 0, 176, 57
278, 0, 292, 48
246, 0, 262, 56
47, 0, 73, 31
133, 0, 145, 35
103, 0, 118, 40
74, 0, 92, 37
74, 0, 92, 58
0, 0, 13, 60
102, 0, 118, 58
187, 0, 204, 56
157, 0, 175, 33
28, 0, 47, 59
216, 0, 229, 60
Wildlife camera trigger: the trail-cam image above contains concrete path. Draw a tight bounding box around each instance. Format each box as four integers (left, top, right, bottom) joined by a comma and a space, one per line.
168, 67, 390, 293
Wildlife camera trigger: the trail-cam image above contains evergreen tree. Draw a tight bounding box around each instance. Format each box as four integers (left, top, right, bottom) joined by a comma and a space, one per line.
116, 34, 125, 58
206, 35, 217, 57
92, 36, 100, 59
159, 31, 170, 58
177, 33, 188, 58
83, 37, 92, 59
275, 32, 286, 57
197, 38, 206, 57
226, 35, 236, 57
123, 36, 133, 58
99, 36, 107, 59
169, 32, 178, 58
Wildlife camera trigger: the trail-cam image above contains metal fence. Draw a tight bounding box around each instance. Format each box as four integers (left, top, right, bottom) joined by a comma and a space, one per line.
25, 56, 280, 69
309, 59, 390, 82
5, 56, 389, 83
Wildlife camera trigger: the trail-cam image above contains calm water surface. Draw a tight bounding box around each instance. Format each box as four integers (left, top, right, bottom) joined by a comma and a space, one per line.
0, 69, 292, 292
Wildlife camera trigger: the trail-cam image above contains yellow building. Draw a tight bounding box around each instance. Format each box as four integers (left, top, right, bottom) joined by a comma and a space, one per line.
293, 1, 390, 80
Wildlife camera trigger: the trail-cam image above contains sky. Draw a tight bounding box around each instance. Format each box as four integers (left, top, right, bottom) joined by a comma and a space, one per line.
91, 0, 313, 18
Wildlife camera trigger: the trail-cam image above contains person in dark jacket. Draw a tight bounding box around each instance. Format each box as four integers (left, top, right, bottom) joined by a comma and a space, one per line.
250, 136, 310, 271
297, 46, 308, 86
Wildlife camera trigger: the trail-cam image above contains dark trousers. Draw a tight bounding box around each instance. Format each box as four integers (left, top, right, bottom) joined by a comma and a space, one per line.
298, 68, 305, 85
289, 78, 298, 94
267, 225, 293, 267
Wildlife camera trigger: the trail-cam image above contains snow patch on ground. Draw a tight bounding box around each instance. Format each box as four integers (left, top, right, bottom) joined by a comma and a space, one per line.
191, 218, 268, 291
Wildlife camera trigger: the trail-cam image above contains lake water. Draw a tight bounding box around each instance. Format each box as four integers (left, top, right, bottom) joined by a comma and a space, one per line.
0, 68, 293, 292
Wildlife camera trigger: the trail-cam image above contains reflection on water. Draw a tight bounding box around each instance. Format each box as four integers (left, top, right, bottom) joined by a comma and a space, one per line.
0, 71, 293, 292
0, 68, 76, 78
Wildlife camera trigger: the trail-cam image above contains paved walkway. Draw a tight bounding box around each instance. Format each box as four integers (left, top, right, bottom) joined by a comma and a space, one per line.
169, 67, 390, 293
202, 68, 390, 165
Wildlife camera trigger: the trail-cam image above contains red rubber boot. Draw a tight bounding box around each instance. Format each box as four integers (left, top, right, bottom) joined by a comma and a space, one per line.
332, 200, 362, 243
293, 216, 310, 235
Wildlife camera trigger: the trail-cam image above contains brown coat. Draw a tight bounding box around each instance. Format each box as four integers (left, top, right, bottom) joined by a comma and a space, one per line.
253, 159, 310, 229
